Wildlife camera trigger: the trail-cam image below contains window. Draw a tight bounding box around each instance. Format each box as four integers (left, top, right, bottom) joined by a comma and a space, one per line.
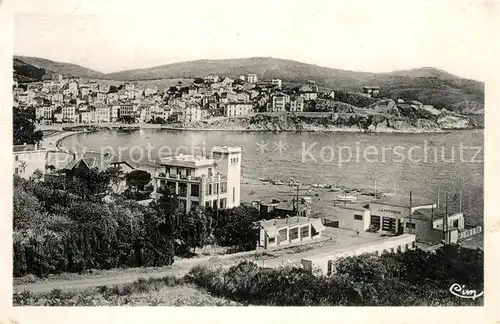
15, 168, 19, 175
178, 183, 187, 197
207, 184, 212, 195
15, 156, 19, 161
370, 215, 381, 228
405, 222, 416, 229
382, 217, 396, 231
289, 227, 299, 240
453, 219, 459, 228
167, 181, 176, 193
232, 186, 235, 203
278, 229, 288, 243
354, 214, 363, 221
216, 183, 219, 194
268, 237, 275, 244
220, 198, 226, 209
191, 184, 199, 197
205, 201, 210, 209
212, 200, 217, 209
221, 182, 227, 193
300, 226, 309, 239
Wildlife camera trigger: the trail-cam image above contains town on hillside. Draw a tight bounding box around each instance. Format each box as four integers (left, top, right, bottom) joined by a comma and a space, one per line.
13, 72, 392, 125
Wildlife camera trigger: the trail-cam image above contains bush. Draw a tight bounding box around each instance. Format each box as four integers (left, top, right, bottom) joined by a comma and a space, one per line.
185, 246, 483, 306
13, 178, 176, 277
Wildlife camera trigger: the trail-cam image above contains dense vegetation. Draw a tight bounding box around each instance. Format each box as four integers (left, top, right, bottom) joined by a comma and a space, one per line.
13, 174, 176, 277
13, 244, 483, 306
14, 58, 46, 82
185, 245, 483, 306
13, 107, 44, 145
13, 170, 261, 277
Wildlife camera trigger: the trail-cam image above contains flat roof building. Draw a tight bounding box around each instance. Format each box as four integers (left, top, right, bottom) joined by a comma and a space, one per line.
257, 216, 325, 249
154, 146, 242, 213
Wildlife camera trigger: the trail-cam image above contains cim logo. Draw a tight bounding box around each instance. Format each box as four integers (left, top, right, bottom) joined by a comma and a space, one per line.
449, 283, 483, 300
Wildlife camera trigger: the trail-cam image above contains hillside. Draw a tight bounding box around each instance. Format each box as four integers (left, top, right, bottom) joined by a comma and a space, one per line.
13, 58, 46, 82
14, 56, 104, 79
170, 100, 480, 133
13, 56, 483, 114
104, 57, 483, 114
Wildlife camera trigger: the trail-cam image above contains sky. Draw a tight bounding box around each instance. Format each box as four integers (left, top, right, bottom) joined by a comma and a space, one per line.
11, 0, 499, 81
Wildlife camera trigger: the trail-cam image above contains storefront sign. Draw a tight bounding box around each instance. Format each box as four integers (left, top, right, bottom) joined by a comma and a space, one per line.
379, 208, 402, 215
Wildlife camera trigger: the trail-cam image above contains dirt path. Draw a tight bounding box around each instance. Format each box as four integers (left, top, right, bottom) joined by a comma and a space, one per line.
13, 232, 381, 294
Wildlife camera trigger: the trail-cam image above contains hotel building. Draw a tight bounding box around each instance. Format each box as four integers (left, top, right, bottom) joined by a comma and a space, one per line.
153, 146, 242, 213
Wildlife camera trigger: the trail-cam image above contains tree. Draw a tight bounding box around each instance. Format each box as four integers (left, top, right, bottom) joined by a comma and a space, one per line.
213, 205, 260, 251
126, 170, 151, 192
119, 116, 135, 124
108, 85, 119, 93
13, 108, 43, 145
13, 186, 45, 230
16, 160, 27, 175
65, 168, 111, 200
178, 207, 208, 254
31, 168, 44, 182
193, 78, 204, 84
150, 117, 166, 124
103, 166, 123, 193
335, 254, 388, 283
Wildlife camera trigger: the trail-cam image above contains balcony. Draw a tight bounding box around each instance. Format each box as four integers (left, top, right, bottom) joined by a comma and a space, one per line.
154, 172, 227, 182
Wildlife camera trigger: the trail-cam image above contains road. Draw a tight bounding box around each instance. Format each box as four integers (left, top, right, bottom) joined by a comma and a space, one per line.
13, 230, 381, 294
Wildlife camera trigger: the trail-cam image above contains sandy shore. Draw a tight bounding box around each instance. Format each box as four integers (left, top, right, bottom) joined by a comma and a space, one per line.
40, 130, 91, 151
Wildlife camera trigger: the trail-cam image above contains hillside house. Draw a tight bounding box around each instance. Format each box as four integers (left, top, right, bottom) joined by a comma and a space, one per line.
362, 86, 380, 98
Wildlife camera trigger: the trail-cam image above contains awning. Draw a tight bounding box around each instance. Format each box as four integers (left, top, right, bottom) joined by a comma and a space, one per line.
310, 218, 325, 232
265, 226, 279, 238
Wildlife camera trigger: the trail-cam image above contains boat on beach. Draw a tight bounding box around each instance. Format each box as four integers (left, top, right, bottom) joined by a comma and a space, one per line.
334, 194, 357, 203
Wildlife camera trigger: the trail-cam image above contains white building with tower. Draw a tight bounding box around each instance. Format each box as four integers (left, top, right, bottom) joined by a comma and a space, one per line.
153, 146, 242, 213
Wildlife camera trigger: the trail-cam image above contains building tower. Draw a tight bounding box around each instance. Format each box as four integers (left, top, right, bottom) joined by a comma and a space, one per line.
211, 146, 242, 208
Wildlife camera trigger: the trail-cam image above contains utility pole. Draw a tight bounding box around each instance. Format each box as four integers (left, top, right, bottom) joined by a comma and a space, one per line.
459, 188, 462, 213
437, 187, 440, 208
409, 191, 413, 234
445, 193, 449, 244
277, 184, 309, 216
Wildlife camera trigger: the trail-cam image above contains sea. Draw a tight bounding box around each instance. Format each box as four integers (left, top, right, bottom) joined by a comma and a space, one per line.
60, 128, 484, 248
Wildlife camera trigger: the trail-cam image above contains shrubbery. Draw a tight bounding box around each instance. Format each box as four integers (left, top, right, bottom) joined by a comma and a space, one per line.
13, 176, 176, 277
186, 245, 483, 306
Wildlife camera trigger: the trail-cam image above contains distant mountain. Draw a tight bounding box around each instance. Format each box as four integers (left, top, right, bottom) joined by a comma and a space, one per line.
14, 55, 104, 79
103, 57, 483, 112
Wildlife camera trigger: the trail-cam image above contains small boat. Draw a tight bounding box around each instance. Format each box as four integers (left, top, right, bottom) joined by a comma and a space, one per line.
334, 195, 357, 203
311, 184, 319, 188
272, 179, 285, 185
330, 186, 341, 192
